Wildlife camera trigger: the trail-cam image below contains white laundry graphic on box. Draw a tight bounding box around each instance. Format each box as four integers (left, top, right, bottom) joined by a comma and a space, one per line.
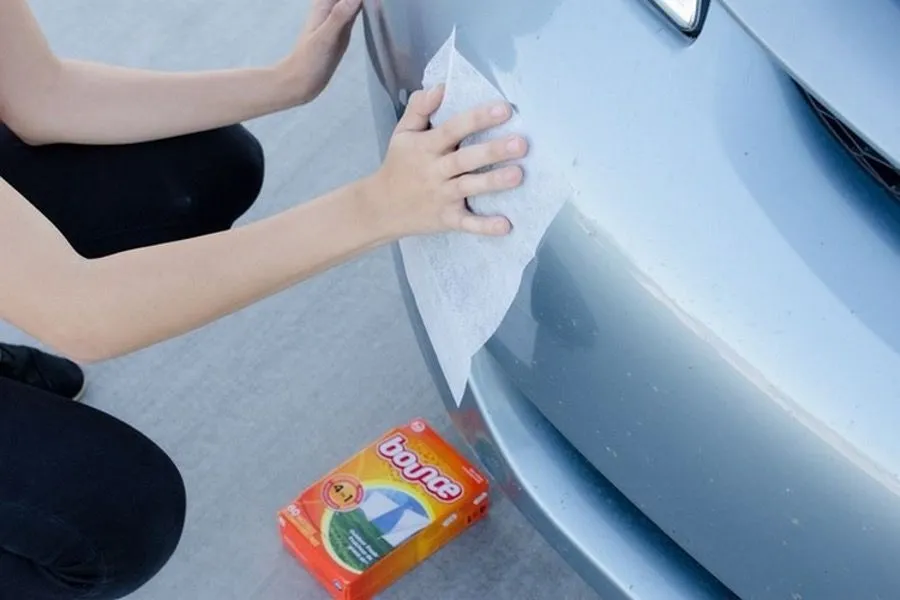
380, 509, 432, 547
358, 491, 401, 522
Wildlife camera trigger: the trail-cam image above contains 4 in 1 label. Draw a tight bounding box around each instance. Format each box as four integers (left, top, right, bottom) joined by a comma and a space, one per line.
322, 475, 364, 512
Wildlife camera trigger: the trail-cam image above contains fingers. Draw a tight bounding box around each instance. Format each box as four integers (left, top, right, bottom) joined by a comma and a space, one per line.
440, 135, 528, 178
431, 101, 513, 150
326, 0, 363, 29
385, 88, 526, 239
395, 86, 445, 134
449, 163, 524, 236
449, 165, 524, 199
457, 213, 512, 237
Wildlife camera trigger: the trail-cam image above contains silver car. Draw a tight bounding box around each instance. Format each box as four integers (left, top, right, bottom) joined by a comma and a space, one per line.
363, 1, 900, 598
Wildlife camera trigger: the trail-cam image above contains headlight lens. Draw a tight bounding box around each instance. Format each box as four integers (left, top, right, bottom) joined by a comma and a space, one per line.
651, 0, 705, 34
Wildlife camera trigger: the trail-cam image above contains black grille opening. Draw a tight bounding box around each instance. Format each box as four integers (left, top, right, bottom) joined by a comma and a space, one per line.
800, 87, 900, 202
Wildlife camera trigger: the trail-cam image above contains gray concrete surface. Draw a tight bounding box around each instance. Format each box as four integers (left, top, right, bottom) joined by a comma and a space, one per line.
2, 1, 600, 598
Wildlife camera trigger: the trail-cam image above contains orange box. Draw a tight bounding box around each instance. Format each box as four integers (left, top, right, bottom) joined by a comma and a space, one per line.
277, 418, 491, 599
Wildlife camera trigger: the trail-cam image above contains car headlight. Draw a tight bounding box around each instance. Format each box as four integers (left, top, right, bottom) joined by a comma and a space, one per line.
650, 0, 707, 35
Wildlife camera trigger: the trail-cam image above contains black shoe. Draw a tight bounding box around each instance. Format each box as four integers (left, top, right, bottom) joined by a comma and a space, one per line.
0, 343, 86, 400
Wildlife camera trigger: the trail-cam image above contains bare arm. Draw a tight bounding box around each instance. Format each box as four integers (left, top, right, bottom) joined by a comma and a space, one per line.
0, 89, 528, 362
0, 0, 361, 144
0, 175, 385, 361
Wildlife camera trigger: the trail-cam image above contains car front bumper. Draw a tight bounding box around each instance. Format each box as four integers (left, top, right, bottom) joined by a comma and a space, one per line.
363, 1, 900, 598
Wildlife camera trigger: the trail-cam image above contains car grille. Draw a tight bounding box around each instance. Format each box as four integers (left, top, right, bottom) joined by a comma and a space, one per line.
800, 88, 900, 202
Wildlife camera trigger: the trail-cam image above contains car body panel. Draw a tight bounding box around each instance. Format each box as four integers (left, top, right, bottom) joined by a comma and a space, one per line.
364, 1, 900, 598
720, 0, 900, 165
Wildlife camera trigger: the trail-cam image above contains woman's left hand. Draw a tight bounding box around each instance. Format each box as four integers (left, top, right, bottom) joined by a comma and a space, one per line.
281, 0, 364, 105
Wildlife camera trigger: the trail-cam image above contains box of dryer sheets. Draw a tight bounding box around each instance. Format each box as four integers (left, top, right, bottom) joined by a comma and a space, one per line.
277, 419, 491, 599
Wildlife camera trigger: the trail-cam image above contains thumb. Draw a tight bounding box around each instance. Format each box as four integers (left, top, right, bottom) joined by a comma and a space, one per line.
395, 86, 445, 134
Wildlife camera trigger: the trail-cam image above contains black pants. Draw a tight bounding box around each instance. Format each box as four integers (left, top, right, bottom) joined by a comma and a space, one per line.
0, 124, 265, 600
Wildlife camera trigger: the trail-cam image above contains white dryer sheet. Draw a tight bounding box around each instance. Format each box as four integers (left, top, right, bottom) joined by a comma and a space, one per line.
398, 29, 573, 404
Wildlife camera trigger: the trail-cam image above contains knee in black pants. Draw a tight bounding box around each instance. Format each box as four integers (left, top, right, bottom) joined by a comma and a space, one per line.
214, 124, 266, 224
39, 455, 186, 600
180, 124, 266, 232
110, 446, 187, 598
0, 380, 189, 600
55, 435, 187, 600
0, 122, 266, 259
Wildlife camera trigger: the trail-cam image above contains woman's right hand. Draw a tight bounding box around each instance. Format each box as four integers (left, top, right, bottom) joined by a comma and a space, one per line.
368, 85, 528, 239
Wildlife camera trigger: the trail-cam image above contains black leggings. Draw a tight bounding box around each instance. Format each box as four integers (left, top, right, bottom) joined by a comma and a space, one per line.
0, 123, 264, 599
